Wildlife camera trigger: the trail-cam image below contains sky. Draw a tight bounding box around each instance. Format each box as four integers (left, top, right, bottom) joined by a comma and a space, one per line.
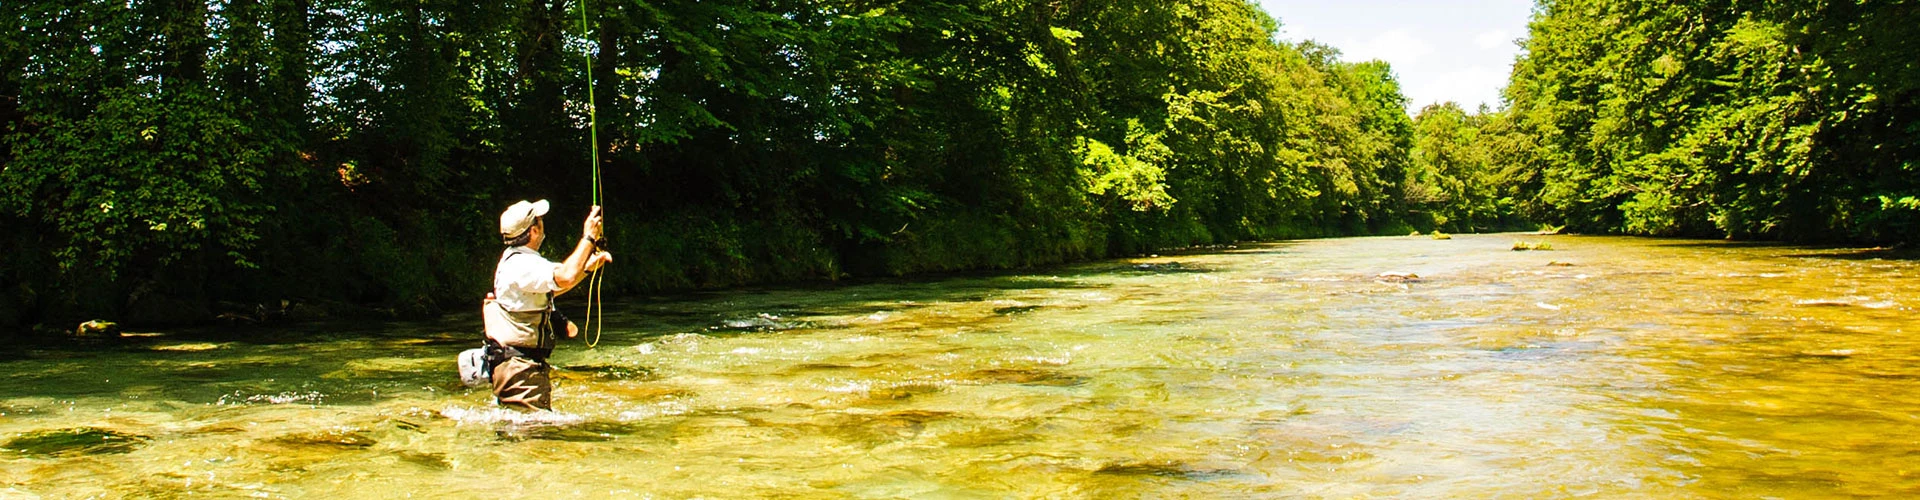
1254, 0, 1537, 113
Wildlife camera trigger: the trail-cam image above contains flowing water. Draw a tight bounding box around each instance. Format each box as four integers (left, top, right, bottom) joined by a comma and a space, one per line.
3, 234, 1917, 498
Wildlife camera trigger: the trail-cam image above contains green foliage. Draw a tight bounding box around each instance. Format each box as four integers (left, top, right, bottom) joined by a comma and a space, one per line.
1075, 120, 1175, 213
1490, 0, 1920, 244
4, 86, 271, 279
1409, 103, 1501, 232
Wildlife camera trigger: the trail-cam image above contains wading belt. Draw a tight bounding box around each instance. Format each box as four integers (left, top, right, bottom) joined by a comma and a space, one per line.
485, 337, 552, 364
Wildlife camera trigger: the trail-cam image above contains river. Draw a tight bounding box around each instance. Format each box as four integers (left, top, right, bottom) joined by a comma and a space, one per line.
3, 234, 1916, 498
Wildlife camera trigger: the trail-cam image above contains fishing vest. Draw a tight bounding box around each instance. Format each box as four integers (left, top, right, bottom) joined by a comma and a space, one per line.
482, 250, 556, 350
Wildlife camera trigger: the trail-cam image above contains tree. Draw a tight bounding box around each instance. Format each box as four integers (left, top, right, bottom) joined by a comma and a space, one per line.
1495, 0, 1919, 243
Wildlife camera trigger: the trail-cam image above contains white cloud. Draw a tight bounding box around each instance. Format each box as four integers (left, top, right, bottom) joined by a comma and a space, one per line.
1343, 30, 1435, 65
1404, 66, 1510, 110
1255, 0, 1534, 112
1474, 30, 1514, 50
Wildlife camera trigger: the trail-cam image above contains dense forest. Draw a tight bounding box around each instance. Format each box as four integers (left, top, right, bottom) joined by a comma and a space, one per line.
2, 0, 1914, 332
1466, 0, 1920, 241
1, 0, 1445, 330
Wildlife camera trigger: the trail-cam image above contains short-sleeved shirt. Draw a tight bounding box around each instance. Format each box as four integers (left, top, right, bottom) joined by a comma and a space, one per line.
494, 246, 559, 312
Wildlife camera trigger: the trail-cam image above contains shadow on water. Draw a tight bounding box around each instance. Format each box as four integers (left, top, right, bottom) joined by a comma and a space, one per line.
18, 239, 1259, 365
8, 315, 481, 362
1646, 238, 1918, 261
1783, 247, 1920, 261
560, 269, 1138, 344
1648, 240, 1799, 250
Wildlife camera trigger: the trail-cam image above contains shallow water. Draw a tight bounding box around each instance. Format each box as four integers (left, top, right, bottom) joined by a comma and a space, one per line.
3, 234, 1917, 498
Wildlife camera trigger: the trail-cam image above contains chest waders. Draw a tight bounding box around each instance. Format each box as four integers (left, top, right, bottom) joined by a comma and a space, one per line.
463, 251, 561, 409
462, 251, 556, 387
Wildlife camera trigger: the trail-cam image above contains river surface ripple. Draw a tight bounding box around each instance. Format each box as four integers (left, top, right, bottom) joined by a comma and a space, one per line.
3, 234, 1917, 498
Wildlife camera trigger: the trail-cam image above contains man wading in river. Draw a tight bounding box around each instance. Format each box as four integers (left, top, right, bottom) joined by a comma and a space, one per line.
484, 200, 613, 410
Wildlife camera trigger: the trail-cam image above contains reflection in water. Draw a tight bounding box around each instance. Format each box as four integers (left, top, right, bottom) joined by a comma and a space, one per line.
2, 235, 1918, 497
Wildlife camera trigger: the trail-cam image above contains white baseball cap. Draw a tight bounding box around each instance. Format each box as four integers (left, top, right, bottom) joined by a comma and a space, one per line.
498, 200, 550, 239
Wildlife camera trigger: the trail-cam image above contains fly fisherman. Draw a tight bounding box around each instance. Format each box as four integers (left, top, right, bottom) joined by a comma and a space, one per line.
484, 200, 613, 410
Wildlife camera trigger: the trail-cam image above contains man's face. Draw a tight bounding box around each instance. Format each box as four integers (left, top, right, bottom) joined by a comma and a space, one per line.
528, 218, 546, 250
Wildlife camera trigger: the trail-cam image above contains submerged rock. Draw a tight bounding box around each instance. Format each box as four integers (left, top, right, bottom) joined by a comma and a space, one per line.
992, 305, 1042, 315
823, 410, 955, 443
498, 421, 652, 443
863, 380, 947, 401
1375, 272, 1422, 283
1094, 460, 1241, 480
2, 427, 149, 457
263, 429, 377, 450
1797, 349, 1855, 359
956, 368, 1085, 387
397, 451, 453, 470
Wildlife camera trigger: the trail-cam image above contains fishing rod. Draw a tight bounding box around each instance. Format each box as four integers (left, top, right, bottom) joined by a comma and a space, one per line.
578, 0, 606, 348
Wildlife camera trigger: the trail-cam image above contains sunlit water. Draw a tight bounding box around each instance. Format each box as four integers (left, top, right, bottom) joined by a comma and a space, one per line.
3, 235, 1917, 498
